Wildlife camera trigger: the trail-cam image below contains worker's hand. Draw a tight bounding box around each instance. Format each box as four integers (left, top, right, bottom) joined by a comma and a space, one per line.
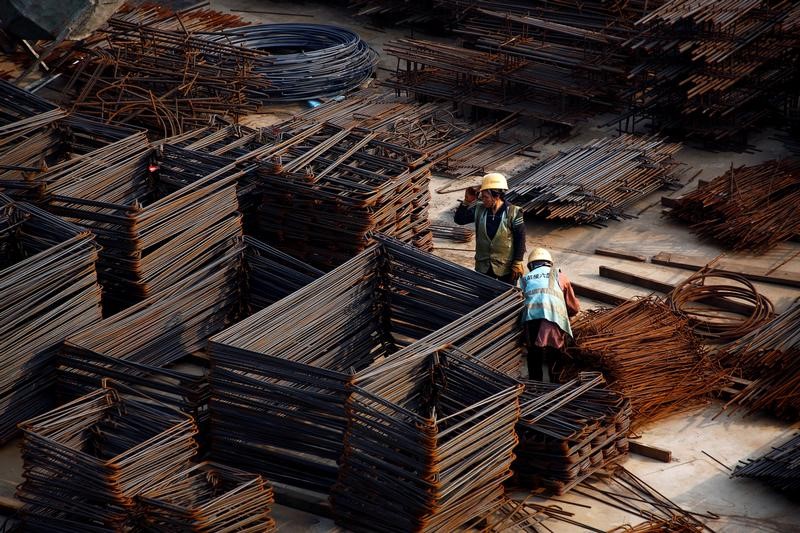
511, 261, 525, 282
464, 186, 478, 204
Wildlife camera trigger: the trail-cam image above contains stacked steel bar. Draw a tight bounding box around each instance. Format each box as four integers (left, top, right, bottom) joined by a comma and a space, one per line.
506, 135, 684, 225
667, 159, 800, 252
0, 195, 102, 443
209, 235, 524, 493
138, 461, 277, 532
331, 347, 523, 531
0, 78, 59, 123
17, 384, 199, 532
733, 433, 800, 494
39, 141, 245, 313
720, 298, 800, 419
570, 297, 726, 426
624, 0, 800, 140
430, 222, 474, 242
514, 373, 631, 495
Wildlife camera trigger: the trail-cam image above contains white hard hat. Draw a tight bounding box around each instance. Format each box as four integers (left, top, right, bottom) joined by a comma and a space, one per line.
480, 172, 508, 191
527, 247, 552, 263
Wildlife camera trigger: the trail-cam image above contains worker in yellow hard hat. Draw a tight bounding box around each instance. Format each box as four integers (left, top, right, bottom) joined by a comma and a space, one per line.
518, 247, 580, 381
454, 172, 526, 283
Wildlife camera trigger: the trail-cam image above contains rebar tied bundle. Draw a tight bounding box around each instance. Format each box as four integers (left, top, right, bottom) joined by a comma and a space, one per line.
331, 347, 523, 532
570, 297, 727, 426
506, 135, 684, 225
667, 159, 800, 252
0, 195, 102, 443
733, 433, 800, 494
209, 235, 524, 493
17, 384, 199, 532
138, 461, 277, 532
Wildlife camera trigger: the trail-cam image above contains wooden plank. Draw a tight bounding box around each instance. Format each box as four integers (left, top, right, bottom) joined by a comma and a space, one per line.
594, 248, 646, 262
271, 482, 332, 518
629, 441, 672, 463
572, 282, 626, 306
651, 252, 800, 288
599, 266, 674, 293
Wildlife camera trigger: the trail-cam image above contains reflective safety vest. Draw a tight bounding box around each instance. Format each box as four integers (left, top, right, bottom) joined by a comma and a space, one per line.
519, 265, 573, 338
474, 204, 519, 277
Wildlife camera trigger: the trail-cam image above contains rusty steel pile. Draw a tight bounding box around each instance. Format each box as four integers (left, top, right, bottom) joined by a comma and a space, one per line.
570, 297, 727, 426
514, 373, 631, 495
720, 298, 800, 420
17, 384, 199, 532
733, 432, 800, 494
505, 135, 684, 225
209, 235, 524, 493
331, 347, 523, 531
138, 461, 277, 532
667, 159, 800, 253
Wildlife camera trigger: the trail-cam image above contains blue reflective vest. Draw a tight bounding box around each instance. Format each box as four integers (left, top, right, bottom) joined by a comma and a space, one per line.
519, 265, 573, 338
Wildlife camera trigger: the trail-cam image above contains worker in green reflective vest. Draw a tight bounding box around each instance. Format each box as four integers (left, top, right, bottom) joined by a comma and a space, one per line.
454, 172, 526, 284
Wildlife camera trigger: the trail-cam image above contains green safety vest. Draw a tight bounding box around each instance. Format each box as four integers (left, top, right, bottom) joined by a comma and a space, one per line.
474, 204, 520, 277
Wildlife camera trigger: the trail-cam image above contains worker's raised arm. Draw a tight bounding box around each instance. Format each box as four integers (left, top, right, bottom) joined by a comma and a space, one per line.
454, 186, 478, 225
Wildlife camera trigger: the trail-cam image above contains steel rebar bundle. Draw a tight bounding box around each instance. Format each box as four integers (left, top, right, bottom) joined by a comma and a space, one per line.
331, 347, 523, 532
430, 222, 474, 242
0, 195, 102, 443
514, 372, 631, 495
138, 461, 277, 532
209, 235, 524, 493
17, 384, 199, 532
506, 135, 684, 225
719, 298, 800, 419
570, 296, 727, 426
733, 433, 800, 494
667, 159, 800, 252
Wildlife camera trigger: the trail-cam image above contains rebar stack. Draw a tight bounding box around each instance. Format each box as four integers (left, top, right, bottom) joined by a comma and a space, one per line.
0, 195, 102, 443
570, 297, 726, 426
514, 373, 631, 495
331, 347, 523, 532
138, 461, 277, 532
667, 159, 800, 252
733, 433, 800, 494
17, 385, 199, 532
209, 235, 524, 493
721, 298, 800, 419
506, 135, 684, 225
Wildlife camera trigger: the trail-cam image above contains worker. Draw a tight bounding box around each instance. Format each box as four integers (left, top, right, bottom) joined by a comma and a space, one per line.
454, 172, 525, 283
518, 247, 580, 382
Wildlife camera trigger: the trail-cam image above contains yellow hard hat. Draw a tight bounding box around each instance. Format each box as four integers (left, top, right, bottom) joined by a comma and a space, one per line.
480, 172, 508, 191
527, 247, 552, 263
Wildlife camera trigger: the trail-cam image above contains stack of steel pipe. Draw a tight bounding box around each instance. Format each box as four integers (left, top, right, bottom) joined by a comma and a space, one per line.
514, 372, 631, 495
667, 159, 800, 252
39, 141, 246, 314
720, 298, 800, 419
209, 234, 524, 493
138, 461, 277, 532
506, 135, 684, 225
733, 433, 800, 494
16, 384, 199, 532
0, 195, 102, 443
570, 296, 727, 426
331, 347, 523, 531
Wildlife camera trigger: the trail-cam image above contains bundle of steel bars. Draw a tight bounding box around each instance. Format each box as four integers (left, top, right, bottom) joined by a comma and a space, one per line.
138, 461, 277, 532
667, 159, 800, 252
331, 347, 523, 531
209, 235, 524, 493
430, 222, 474, 242
506, 135, 684, 225
17, 384, 199, 532
40, 141, 246, 314
514, 372, 631, 495
570, 296, 727, 425
720, 298, 800, 419
0, 195, 102, 443
733, 433, 800, 494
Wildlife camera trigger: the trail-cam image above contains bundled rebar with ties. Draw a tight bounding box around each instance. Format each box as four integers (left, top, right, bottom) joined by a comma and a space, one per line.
514, 372, 631, 495
137, 461, 277, 532
209, 234, 524, 493
430, 222, 474, 242
733, 433, 800, 494
16, 383, 199, 532
331, 347, 523, 532
0, 194, 102, 444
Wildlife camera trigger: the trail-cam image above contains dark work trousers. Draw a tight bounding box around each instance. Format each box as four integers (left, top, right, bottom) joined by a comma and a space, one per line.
524, 320, 563, 382
483, 267, 513, 285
